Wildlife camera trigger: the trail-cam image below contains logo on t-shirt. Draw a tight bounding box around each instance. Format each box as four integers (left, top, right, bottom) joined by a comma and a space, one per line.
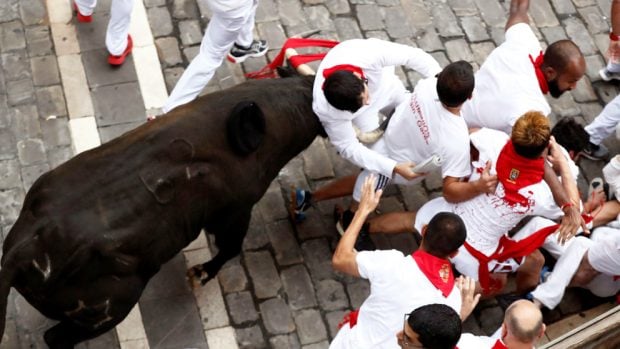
508, 168, 520, 184
409, 94, 430, 145
439, 263, 451, 283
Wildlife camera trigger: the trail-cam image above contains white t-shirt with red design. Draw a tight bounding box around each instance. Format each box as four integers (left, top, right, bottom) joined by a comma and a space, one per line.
329, 249, 461, 349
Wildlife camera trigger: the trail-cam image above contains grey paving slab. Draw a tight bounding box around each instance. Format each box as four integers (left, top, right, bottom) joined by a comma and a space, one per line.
281, 264, 318, 310
40, 117, 71, 148
92, 82, 145, 126
172, 0, 200, 20
269, 333, 302, 349
31, 55, 60, 86
226, 291, 260, 325
20, 162, 49, 189
0, 0, 19, 22
316, 279, 348, 311
98, 120, 143, 143
179, 19, 203, 46
0, 159, 21, 189
0, 129, 16, 160
267, 220, 304, 266
236, 325, 267, 349
7, 78, 35, 106
74, 14, 109, 52
10, 104, 41, 141
218, 263, 249, 293
82, 49, 138, 87
2, 50, 30, 81
294, 308, 328, 345
0, 20, 26, 53
259, 297, 296, 335
245, 250, 282, 299
16, 138, 46, 166
35, 85, 67, 118
155, 37, 183, 67
147, 6, 174, 38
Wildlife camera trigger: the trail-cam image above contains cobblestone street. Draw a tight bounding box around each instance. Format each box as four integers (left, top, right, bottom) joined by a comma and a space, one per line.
1, 0, 619, 348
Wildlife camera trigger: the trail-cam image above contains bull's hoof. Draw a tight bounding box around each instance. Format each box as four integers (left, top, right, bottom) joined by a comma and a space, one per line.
186, 265, 209, 289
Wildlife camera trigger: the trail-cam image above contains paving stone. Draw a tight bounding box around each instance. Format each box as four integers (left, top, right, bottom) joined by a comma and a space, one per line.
0, 129, 16, 161
17, 138, 46, 166
218, 263, 248, 293
236, 325, 267, 349
278, 0, 306, 27
267, 220, 303, 266
334, 17, 362, 41
226, 291, 259, 325
73, 12, 109, 52
304, 6, 336, 32
325, 0, 350, 14
578, 6, 608, 34
356, 4, 383, 31
245, 250, 282, 299
383, 6, 414, 39
144, 0, 166, 7
2, 50, 30, 81
0, 20, 26, 52
473, 0, 506, 28
445, 38, 475, 63
164, 67, 184, 93
256, 0, 279, 22
540, 26, 567, 44
36, 85, 67, 118
316, 279, 348, 311
0, 0, 19, 22
92, 82, 145, 126
259, 297, 296, 335
40, 117, 71, 148
0, 95, 8, 127
269, 333, 302, 349
325, 310, 348, 339
549, 92, 581, 118
529, 0, 559, 27
594, 81, 620, 105
479, 306, 504, 335
563, 17, 597, 56
0, 159, 21, 189
345, 278, 370, 309
414, 26, 444, 52
281, 264, 317, 310
398, 182, 428, 212
182, 45, 200, 63
294, 309, 328, 345
302, 340, 329, 349
257, 21, 287, 50
0, 188, 25, 226
31, 55, 60, 86
179, 20, 203, 46
301, 238, 336, 281
172, 0, 199, 19
82, 49, 137, 87
580, 102, 605, 124
256, 181, 288, 221
147, 6, 175, 38
432, 2, 463, 38
573, 0, 597, 7
140, 294, 208, 349
461, 16, 490, 42
7, 78, 35, 106
295, 210, 333, 240
243, 211, 271, 251
21, 162, 49, 190
448, 0, 477, 16
98, 121, 143, 143
572, 78, 598, 103
47, 146, 73, 169
155, 37, 183, 67
550, 0, 576, 15
20, 0, 46, 26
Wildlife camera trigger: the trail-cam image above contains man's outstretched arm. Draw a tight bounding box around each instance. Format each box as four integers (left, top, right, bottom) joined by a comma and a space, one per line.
505, 0, 530, 31
332, 176, 383, 277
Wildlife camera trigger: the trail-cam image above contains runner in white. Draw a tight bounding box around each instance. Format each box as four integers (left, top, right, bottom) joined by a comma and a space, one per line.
531, 227, 620, 310
461, 0, 585, 134
313, 38, 441, 180
330, 176, 469, 349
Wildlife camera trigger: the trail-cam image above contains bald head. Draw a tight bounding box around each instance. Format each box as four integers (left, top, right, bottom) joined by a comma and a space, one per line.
543, 40, 584, 73
504, 300, 544, 344
542, 40, 586, 98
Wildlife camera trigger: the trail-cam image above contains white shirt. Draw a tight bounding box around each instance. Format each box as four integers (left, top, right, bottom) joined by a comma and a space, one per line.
457, 333, 498, 348
461, 23, 550, 134
384, 77, 471, 180
329, 250, 461, 349
313, 38, 442, 177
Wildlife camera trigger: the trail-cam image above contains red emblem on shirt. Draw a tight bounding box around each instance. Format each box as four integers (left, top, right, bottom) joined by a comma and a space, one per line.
508, 168, 520, 183
439, 264, 451, 283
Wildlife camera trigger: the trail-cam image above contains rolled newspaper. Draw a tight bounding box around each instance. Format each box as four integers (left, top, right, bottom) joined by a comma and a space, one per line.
412, 154, 443, 174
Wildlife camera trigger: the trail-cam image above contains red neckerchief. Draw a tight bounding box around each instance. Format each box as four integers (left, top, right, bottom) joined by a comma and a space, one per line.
529, 51, 549, 94
321, 64, 366, 89
492, 339, 508, 349
337, 309, 359, 329
495, 140, 545, 207
412, 250, 454, 297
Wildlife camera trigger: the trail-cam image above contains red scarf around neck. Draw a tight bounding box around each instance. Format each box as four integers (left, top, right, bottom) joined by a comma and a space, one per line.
529, 51, 549, 94
495, 140, 545, 207
412, 250, 454, 298
492, 339, 509, 349
321, 64, 366, 89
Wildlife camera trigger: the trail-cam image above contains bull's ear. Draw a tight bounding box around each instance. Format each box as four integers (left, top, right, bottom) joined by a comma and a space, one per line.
227, 101, 266, 156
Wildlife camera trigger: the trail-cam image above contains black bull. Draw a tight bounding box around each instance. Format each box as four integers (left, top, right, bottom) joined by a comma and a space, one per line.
0, 75, 323, 348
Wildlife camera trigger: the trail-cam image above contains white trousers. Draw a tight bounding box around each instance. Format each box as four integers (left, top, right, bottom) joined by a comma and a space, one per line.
74, 0, 133, 56
585, 94, 620, 145
162, 0, 258, 113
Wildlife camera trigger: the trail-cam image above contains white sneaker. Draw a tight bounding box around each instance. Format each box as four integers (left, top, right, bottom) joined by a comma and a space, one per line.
599, 68, 620, 81
603, 155, 620, 201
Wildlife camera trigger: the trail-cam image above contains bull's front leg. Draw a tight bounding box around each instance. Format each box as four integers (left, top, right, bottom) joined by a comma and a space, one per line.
187, 209, 251, 286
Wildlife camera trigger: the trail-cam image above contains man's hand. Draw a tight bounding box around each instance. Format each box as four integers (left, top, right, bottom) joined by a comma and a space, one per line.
474, 160, 498, 194
393, 162, 425, 181
557, 205, 588, 245
546, 136, 569, 172
358, 175, 383, 216
457, 276, 481, 321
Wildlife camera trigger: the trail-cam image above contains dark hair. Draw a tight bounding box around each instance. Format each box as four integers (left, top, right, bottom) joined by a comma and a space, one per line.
436, 60, 475, 108
408, 304, 462, 349
551, 117, 589, 154
511, 111, 551, 159
424, 212, 466, 258
323, 70, 365, 112
543, 40, 584, 73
